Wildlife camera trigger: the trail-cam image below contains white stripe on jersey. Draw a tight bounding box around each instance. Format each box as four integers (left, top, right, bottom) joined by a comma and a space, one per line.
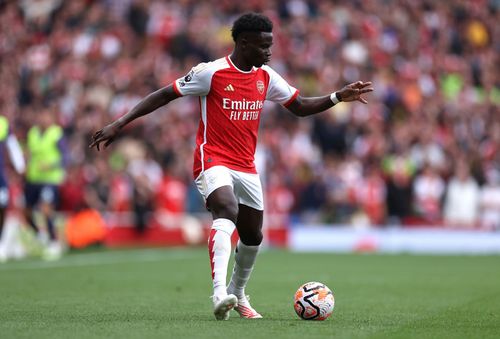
200, 96, 208, 173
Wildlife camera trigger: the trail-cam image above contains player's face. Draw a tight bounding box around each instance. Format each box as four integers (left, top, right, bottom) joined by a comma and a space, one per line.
245, 32, 273, 67
39, 110, 53, 128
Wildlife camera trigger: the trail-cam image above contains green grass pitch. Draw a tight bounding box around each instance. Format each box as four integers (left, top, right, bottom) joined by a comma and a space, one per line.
1, 248, 499, 338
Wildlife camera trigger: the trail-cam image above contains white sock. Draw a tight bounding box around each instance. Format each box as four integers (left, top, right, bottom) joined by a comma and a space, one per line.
228, 240, 260, 299
208, 218, 236, 299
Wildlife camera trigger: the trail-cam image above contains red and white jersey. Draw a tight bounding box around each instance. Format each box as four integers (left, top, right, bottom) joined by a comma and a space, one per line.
172, 56, 299, 178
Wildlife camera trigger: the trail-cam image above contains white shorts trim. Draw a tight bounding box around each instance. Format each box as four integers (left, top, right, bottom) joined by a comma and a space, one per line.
195, 166, 264, 211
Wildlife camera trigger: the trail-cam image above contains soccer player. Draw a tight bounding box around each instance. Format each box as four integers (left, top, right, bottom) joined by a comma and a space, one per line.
24, 108, 68, 260
0, 115, 25, 262
90, 13, 373, 320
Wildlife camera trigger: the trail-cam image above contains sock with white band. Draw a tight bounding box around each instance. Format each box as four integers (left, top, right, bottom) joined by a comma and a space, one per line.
228, 240, 260, 299
208, 218, 236, 298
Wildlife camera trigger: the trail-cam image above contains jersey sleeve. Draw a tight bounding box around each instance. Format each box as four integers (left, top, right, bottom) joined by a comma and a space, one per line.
263, 65, 299, 107
172, 63, 213, 97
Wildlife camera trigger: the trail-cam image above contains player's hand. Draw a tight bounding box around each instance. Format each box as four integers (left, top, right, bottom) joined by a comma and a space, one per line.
337, 81, 373, 104
89, 123, 121, 151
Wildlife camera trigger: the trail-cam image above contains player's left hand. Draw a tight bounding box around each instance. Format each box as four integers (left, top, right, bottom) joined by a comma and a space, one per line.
89, 122, 121, 151
337, 81, 373, 104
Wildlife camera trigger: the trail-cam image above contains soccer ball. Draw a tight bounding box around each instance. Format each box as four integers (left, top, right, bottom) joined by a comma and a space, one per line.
294, 282, 335, 320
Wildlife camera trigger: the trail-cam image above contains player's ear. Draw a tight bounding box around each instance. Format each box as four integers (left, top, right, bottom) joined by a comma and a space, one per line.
238, 32, 250, 49
240, 37, 248, 49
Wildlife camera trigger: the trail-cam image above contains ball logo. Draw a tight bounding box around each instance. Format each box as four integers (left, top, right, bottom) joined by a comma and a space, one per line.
256, 80, 265, 94
294, 282, 335, 321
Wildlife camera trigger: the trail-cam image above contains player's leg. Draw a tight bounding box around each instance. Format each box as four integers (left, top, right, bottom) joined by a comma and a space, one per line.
0, 183, 9, 262
235, 204, 263, 245
227, 170, 264, 318
195, 166, 239, 320
206, 186, 239, 320
23, 183, 41, 234
39, 185, 62, 260
0, 206, 5, 239
227, 205, 263, 318
0, 184, 8, 238
40, 186, 58, 241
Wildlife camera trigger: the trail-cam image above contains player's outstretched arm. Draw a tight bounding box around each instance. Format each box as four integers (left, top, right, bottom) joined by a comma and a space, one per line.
287, 81, 373, 117
89, 85, 180, 151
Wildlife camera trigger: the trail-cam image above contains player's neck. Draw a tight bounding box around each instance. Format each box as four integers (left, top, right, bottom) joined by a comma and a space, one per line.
229, 52, 253, 72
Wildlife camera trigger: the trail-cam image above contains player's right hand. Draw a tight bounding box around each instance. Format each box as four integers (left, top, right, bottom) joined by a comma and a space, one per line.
89, 123, 121, 151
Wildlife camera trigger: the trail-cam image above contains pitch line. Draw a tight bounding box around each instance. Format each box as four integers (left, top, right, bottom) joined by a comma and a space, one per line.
0, 248, 201, 271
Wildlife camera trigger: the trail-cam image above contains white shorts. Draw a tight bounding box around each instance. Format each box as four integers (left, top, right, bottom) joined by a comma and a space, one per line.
195, 166, 264, 211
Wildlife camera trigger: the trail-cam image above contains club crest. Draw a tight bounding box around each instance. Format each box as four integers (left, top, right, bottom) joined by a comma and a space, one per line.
256, 80, 265, 94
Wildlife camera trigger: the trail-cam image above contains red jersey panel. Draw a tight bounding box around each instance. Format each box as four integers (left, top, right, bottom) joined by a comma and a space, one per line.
173, 56, 298, 178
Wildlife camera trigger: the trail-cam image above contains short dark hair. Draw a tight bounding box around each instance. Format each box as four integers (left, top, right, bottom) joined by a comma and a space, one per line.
231, 13, 273, 42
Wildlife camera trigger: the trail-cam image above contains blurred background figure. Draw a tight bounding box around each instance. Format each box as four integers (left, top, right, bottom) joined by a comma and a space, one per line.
354, 161, 387, 226
23, 107, 68, 260
383, 149, 416, 225
479, 168, 500, 231
413, 164, 445, 224
0, 115, 25, 262
127, 144, 162, 234
443, 159, 480, 228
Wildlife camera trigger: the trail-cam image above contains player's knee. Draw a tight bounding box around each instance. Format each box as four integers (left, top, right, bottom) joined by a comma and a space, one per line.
252, 231, 263, 246
241, 230, 263, 246
211, 198, 239, 222
221, 201, 239, 221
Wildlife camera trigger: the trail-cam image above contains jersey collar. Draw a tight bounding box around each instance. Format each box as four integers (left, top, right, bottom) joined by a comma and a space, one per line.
226, 55, 256, 73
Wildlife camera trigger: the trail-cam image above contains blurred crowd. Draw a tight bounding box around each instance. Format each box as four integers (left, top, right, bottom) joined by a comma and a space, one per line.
0, 0, 499, 230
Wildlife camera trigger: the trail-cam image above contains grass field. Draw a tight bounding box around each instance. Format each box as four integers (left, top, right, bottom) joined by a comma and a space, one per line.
1, 248, 499, 339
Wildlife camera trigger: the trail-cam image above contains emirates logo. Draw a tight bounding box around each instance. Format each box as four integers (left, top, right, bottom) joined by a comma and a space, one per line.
256, 80, 264, 94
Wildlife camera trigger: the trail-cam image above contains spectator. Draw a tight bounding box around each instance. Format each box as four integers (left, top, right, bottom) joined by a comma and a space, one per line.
383, 153, 416, 225
354, 161, 386, 226
413, 164, 445, 224
443, 160, 480, 228
154, 157, 187, 227
127, 146, 162, 234
479, 168, 500, 230
0, 115, 25, 262
23, 107, 68, 260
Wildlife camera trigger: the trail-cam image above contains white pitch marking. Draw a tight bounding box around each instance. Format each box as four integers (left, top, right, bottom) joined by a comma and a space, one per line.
0, 248, 201, 271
